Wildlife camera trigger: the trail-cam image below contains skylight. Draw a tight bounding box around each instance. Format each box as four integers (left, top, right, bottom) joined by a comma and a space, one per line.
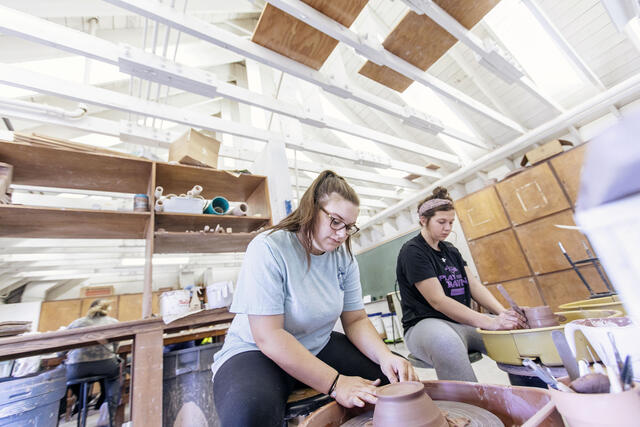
484, 0, 590, 101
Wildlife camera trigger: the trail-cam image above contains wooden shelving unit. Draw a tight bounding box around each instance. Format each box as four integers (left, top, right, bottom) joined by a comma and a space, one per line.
0, 140, 272, 315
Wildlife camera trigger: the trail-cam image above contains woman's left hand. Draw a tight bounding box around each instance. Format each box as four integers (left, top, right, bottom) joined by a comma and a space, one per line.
379, 354, 419, 383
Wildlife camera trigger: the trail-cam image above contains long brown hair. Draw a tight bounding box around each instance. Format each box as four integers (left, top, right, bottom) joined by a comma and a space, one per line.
269, 170, 360, 264
417, 186, 454, 226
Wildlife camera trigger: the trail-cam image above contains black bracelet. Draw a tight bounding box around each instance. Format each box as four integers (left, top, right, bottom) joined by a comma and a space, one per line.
328, 373, 340, 396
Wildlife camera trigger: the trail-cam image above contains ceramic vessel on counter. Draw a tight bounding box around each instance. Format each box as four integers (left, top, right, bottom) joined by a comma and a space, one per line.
373, 382, 446, 427
548, 377, 640, 427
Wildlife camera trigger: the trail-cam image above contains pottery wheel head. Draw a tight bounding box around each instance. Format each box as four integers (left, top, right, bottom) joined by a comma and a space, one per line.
339, 401, 504, 427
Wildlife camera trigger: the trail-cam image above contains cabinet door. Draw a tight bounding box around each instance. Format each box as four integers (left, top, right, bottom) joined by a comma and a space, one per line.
81, 296, 119, 319
468, 229, 531, 284
496, 163, 570, 226
39, 299, 82, 332
454, 187, 510, 240
515, 210, 593, 275
537, 265, 611, 311
117, 293, 161, 321
550, 144, 588, 206
486, 277, 544, 308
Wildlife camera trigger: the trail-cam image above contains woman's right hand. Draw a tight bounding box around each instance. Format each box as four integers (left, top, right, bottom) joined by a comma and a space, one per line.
484, 309, 527, 330
331, 375, 381, 408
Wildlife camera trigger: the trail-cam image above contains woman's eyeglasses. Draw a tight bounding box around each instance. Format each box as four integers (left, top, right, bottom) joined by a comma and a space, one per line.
320, 207, 359, 236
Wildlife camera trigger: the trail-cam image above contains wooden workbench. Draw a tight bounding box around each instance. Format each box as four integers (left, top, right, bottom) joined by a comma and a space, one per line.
0, 308, 234, 426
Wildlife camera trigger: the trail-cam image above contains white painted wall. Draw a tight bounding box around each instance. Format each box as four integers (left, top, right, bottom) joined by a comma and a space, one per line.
0, 301, 41, 331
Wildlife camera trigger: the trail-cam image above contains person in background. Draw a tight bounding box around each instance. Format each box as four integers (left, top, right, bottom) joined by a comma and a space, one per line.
396, 186, 526, 382
211, 170, 418, 427
65, 299, 121, 426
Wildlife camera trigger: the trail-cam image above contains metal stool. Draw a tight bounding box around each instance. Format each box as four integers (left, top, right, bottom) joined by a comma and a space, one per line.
66, 375, 110, 427
283, 387, 332, 426
407, 351, 483, 370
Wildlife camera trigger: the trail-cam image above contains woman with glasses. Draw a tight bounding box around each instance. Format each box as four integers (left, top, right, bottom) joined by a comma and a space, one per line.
396, 187, 526, 382
212, 170, 417, 427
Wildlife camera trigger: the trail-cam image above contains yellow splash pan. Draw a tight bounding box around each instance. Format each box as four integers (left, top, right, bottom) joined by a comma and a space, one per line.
478, 309, 622, 366
558, 295, 625, 314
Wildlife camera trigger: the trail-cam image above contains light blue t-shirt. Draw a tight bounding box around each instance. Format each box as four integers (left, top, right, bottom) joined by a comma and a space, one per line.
211, 229, 364, 377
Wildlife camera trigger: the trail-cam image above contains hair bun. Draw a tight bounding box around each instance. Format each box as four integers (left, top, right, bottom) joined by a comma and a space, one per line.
432, 186, 450, 199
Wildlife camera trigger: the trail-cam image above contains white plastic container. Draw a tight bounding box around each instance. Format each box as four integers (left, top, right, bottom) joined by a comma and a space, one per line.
381, 313, 399, 342
205, 281, 234, 309
162, 196, 206, 214
159, 290, 191, 319
367, 312, 386, 339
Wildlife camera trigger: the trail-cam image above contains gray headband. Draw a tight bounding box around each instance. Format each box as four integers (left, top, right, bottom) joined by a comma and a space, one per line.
418, 198, 452, 217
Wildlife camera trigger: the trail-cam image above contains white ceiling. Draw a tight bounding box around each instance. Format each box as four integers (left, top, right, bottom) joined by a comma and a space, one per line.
1, 0, 640, 298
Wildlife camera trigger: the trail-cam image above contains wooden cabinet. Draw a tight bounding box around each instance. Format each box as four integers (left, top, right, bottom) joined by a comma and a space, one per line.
515, 210, 593, 275
536, 266, 611, 311
1, 140, 272, 319
456, 143, 607, 309
550, 144, 588, 205
454, 187, 510, 240
495, 163, 570, 226
468, 229, 531, 284
39, 292, 164, 331
38, 299, 83, 332
117, 293, 160, 322
486, 277, 544, 309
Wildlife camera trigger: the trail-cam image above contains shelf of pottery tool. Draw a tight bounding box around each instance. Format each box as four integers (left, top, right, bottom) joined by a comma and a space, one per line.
0, 137, 272, 317
454, 143, 613, 311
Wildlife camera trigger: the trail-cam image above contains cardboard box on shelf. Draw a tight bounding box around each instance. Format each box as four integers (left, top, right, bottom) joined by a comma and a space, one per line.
169, 129, 221, 169
520, 139, 573, 167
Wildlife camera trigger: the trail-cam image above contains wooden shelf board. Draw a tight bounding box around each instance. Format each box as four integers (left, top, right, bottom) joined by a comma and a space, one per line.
154, 212, 269, 233
359, 0, 499, 91
252, 1, 367, 70
155, 163, 266, 202
0, 141, 152, 194
154, 232, 258, 254
0, 205, 150, 238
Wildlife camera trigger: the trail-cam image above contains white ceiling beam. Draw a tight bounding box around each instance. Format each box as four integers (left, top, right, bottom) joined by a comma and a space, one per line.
358, 69, 640, 232
102, 0, 479, 137
0, 64, 435, 177
286, 158, 420, 189
0, 0, 260, 19
265, 0, 525, 133
399, 0, 524, 84
291, 177, 403, 200
522, 0, 620, 119
448, 49, 525, 126
119, 45, 459, 164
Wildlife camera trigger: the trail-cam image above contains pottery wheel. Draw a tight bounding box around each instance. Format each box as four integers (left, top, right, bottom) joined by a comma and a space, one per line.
340, 401, 504, 427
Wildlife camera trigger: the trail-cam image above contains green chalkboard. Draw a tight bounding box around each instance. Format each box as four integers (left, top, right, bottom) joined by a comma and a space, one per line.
356, 228, 420, 299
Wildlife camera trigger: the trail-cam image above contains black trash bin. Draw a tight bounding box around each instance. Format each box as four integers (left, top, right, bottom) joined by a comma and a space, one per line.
163, 343, 223, 427
0, 365, 67, 427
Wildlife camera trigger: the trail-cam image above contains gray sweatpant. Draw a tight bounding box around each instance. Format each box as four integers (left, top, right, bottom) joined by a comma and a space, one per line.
405, 317, 486, 382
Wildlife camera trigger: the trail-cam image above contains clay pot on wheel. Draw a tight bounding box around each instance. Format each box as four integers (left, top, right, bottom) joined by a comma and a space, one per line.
373, 381, 447, 427
524, 306, 559, 328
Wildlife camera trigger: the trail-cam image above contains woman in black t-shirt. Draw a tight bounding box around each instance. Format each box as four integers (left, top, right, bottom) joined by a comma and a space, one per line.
396, 187, 526, 381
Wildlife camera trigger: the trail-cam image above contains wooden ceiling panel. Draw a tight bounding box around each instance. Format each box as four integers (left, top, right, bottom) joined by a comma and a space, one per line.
359, 0, 500, 91
252, 1, 368, 70
358, 62, 414, 92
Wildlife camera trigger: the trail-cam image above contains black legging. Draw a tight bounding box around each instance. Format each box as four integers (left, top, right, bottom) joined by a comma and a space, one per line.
213, 331, 389, 427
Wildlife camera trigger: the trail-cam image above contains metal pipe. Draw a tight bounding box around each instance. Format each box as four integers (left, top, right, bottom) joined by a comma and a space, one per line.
0, 97, 87, 120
